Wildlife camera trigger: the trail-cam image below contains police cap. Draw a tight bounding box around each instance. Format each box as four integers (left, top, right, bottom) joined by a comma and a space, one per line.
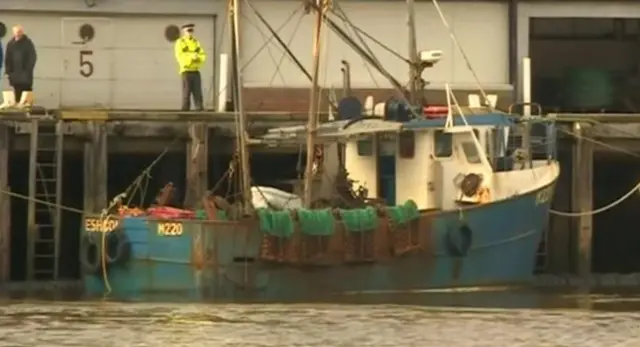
181, 23, 195, 30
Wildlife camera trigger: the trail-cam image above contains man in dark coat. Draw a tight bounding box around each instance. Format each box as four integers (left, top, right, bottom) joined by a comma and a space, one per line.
3, 25, 37, 104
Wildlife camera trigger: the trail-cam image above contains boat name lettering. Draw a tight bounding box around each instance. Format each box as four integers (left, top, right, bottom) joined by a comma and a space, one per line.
535, 187, 553, 205
157, 222, 183, 237
85, 218, 119, 233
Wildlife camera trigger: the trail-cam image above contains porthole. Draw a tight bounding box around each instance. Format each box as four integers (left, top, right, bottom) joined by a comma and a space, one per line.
165, 25, 180, 42
0, 22, 6, 39
79, 23, 95, 42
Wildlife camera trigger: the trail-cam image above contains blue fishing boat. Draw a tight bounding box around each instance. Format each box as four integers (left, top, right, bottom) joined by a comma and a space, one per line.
78, 0, 559, 301
79, 99, 559, 301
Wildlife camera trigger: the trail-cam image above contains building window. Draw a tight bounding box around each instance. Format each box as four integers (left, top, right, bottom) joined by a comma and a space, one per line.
530, 18, 616, 40
434, 130, 452, 157
78, 24, 95, 43
165, 25, 180, 42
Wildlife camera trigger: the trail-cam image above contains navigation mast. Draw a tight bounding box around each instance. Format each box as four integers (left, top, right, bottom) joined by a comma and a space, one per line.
229, 0, 252, 211
302, 0, 327, 207
406, 0, 422, 105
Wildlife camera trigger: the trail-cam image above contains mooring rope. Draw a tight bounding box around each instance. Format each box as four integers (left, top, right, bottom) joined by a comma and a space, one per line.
548, 122, 640, 217
94, 137, 181, 295
550, 182, 640, 217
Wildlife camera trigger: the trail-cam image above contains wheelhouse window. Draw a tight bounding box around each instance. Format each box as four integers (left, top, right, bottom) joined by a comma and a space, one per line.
486, 129, 494, 157
434, 130, 452, 157
357, 138, 373, 156
398, 131, 415, 158
472, 129, 480, 141
461, 142, 482, 164
379, 134, 396, 156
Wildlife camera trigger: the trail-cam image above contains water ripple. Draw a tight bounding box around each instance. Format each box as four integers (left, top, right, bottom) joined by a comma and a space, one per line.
0, 300, 639, 346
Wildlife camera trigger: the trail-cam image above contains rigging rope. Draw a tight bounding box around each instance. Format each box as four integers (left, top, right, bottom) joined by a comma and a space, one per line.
212, 3, 305, 108
241, 12, 289, 86
430, 0, 491, 109
314, 7, 423, 120
242, 2, 308, 110
334, 4, 381, 88
329, 7, 410, 65
0, 189, 85, 214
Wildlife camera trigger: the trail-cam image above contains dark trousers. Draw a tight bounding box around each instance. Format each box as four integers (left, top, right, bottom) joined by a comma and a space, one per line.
181, 71, 203, 111
13, 83, 33, 103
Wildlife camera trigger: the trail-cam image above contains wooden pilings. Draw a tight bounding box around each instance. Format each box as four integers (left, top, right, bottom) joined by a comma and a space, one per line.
184, 123, 209, 208
546, 146, 572, 273
546, 123, 594, 277
83, 121, 108, 213
0, 124, 9, 282
570, 122, 594, 277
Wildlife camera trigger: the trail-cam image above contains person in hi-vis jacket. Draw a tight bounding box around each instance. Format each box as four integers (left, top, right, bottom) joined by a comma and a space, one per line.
174, 23, 206, 111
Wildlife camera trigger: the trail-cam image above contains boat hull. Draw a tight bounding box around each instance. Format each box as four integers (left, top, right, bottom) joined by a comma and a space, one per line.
84, 181, 556, 302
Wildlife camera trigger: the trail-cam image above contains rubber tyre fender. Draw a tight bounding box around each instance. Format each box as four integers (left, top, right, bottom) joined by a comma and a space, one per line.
105, 228, 131, 266
445, 223, 473, 257
460, 173, 482, 197
79, 233, 102, 275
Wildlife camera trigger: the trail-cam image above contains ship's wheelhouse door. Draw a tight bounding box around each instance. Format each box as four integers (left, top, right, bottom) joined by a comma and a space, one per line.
377, 134, 396, 206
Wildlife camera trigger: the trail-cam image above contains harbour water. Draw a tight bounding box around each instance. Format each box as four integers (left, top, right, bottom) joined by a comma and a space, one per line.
1, 289, 639, 346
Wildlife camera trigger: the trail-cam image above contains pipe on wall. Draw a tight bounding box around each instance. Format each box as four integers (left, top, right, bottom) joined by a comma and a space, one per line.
212, 14, 218, 111
218, 54, 229, 112
508, 0, 518, 100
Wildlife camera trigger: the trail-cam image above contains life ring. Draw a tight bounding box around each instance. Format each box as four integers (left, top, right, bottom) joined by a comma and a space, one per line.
105, 228, 131, 266
445, 223, 473, 257
79, 233, 102, 274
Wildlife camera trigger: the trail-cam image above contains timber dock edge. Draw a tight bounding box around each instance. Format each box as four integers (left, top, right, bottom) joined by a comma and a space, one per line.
0, 274, 639, 296
0, 109, 332, 123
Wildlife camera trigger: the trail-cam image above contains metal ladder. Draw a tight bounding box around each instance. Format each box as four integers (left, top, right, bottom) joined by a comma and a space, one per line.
26, 120, 63, 281
535, 228, 549, 274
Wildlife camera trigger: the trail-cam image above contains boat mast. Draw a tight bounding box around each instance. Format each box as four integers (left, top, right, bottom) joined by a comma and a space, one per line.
406, 0, 421, 105
229, 0, 252, 211
303, 0, 326, 207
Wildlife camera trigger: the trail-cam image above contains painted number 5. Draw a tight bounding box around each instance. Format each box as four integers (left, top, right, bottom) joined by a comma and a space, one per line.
79, 50, 94, 78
